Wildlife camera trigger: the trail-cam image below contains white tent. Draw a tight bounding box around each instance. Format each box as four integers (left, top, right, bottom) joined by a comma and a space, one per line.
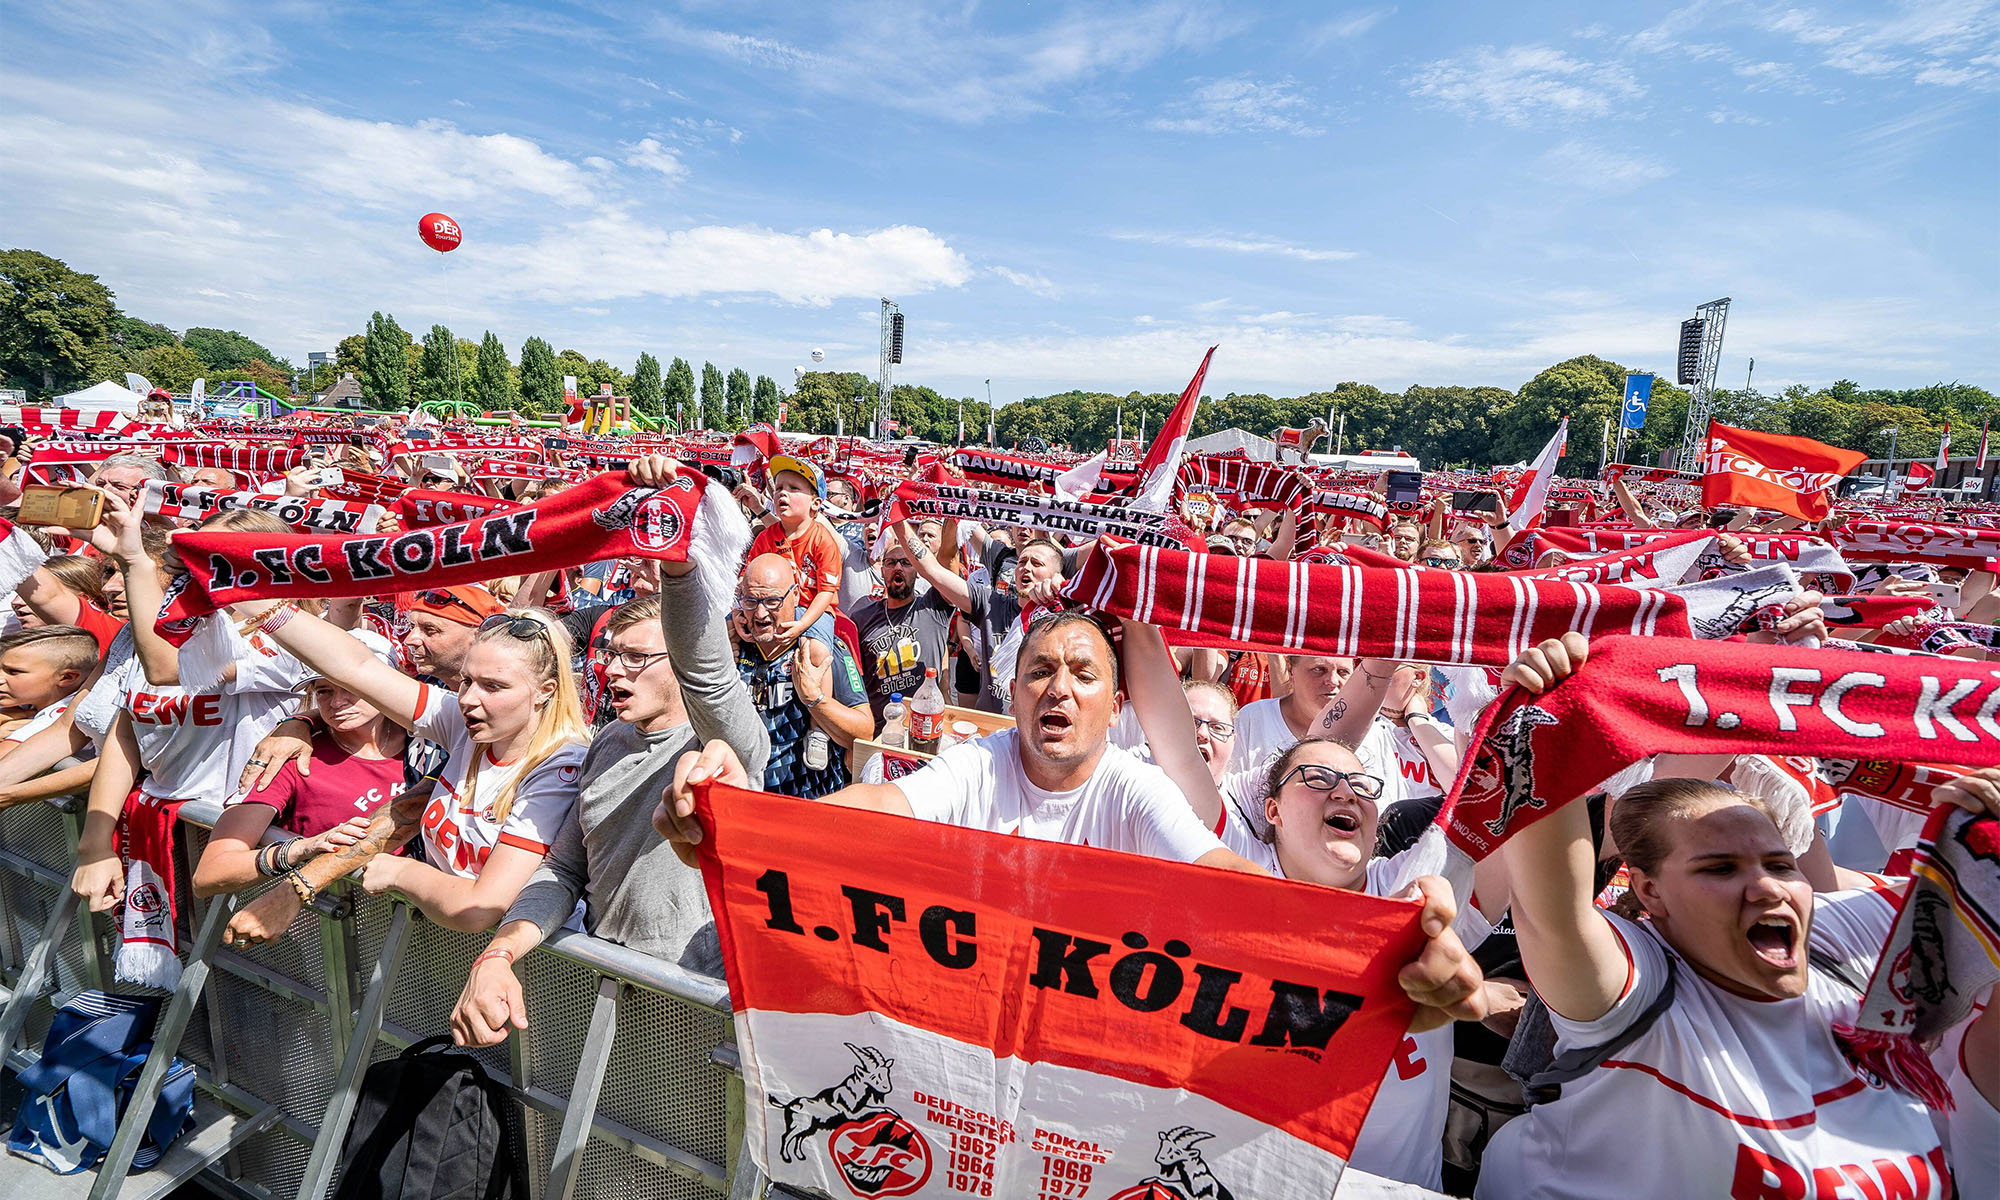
1185, 428, 1279, 459
54, 380, 141, 414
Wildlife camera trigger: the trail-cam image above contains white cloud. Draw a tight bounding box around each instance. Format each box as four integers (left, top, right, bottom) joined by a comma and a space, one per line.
1707, 106, 1770, 124
1111, 230, 1358, 262
1149, 77, 1324, 135
1406, 44, 1645, 124
1304, 8, 1395, 49
622, 137, 686, 181
1757, 1, 2000, 90
990, 267, 1061, 298
279, 106, 599, 207
643, 1, 1238, 123
1539, 139, 1675, 190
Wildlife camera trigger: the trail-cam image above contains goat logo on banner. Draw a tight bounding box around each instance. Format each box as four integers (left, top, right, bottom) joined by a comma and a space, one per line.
771, 1043, 933, 1197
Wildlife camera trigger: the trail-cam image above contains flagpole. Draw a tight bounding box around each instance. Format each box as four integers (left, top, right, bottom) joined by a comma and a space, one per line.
1598, 417, 1610, 476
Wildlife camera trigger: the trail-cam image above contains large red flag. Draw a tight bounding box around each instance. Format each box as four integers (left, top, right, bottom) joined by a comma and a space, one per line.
1701, 422, 1866, 520
1129, 347, 1216, 510
695, 781, 1422, 1200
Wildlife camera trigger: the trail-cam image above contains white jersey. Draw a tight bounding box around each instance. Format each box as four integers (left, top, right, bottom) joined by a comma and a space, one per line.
1221, 701, 1404, 839
1387, 722, 1444, 800
409, 684, 586, 879
1478, 889, 1952, 1200
4, 698, 70, 745
1217, 808, 1480, 1191
1935, 995, 1996, 1187
892, 728, 1226, 863
115, 631, 306, 802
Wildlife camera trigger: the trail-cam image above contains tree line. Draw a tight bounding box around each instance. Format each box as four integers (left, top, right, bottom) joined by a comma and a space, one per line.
3, 249, 1988, 470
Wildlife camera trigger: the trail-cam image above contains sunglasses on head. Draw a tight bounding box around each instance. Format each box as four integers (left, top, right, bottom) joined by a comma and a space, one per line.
415, 589, 484, 616
478, 613, 549, 641
1277, 762, 1384, 800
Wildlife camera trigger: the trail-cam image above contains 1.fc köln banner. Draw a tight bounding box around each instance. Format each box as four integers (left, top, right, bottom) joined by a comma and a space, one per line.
1701, 422, 1868, 520
694, 783, 1425, 1200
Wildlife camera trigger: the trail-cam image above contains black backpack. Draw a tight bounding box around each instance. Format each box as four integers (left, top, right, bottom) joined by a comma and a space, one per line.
1506, 945, 1868, 1107
332, 1036, 528, 1200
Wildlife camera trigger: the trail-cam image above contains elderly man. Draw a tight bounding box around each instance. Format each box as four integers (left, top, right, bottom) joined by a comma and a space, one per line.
734, 553, 871, 798
88, 453, 176, 507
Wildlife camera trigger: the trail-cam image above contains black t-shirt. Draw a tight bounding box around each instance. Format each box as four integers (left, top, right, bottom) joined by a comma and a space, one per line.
849, 589, 958, 720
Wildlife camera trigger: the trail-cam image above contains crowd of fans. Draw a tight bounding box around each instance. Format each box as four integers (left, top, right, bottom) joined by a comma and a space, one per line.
0, 418, 1991, 1199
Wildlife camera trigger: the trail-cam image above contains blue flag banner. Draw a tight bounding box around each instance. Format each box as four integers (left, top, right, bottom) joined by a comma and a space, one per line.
1620, 373, 1654, 431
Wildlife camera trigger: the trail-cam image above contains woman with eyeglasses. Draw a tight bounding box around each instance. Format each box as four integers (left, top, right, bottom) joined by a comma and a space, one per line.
245, 602, 589, 932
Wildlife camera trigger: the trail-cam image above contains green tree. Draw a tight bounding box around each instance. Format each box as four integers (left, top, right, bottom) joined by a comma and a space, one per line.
631, 352, 662, 417
518, 336, 560, 414
183, 327, 290, 374
333, 333, 368, 373
134, 343, 207, 392
663, 356, 695, 427
700, 362, 726, 429
413, 324, 461, 410
110, 316, 176, 356
475, 332, 516, 413
1499, 356, 1631, 471
752, 374, 780, 425
726, 367, 753, 426
228, 358, 295, 398
359, 312, 411, 408
0, 249, 118, 396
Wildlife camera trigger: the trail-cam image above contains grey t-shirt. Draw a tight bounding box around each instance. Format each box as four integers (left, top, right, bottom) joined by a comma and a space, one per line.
965, 579, 1023, 713
501, 570, 770, 975
849, 589, 958, 720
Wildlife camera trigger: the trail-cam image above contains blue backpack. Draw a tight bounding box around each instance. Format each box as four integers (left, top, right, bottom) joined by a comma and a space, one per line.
6, 991, 195, 1175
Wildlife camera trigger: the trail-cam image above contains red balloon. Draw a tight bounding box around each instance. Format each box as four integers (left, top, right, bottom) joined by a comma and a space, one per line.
418, 212, 462, 253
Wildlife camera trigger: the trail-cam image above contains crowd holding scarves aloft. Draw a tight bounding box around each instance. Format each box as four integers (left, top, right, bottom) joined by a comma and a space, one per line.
10, 364, 1996, 1196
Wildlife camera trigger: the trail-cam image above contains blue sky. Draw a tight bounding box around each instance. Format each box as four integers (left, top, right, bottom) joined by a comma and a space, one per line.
3, 1, 1994, 403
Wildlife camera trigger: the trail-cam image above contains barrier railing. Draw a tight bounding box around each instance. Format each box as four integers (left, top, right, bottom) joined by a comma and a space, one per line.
1, 796, 1441, 1200
0, 796, 770, 1200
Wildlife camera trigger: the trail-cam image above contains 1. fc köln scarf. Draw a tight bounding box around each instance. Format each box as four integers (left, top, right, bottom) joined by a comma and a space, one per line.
157, 469, 749, 689
1702, 423, 1867, 520
116, 793, 184, 991
885, 482, 1201, 550
695, 781, 1425, 1200
1847, 804, 2000, 1109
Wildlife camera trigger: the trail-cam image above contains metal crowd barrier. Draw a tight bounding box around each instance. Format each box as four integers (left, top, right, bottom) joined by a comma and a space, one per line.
0, 796, 768, 1200
0, 797, 1440, 1200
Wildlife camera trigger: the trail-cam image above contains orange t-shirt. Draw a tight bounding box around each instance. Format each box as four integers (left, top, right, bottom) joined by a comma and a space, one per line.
748, 519, 846, 607
70, 599, 126, 655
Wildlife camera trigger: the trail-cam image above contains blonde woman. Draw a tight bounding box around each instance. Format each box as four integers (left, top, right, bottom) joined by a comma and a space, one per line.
247, 602, 587, 932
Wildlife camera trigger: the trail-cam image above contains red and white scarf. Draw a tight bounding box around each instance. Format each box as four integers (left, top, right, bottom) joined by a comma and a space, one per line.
156, 468, 748, 690
141, 480, 384, 534
163, 442, 307, 475
115, 792, 184, 991
392, 488, 522, 528
1066, 540, 1690, 666
1837, 518, 2000, 567
0, 407, 138, 436
1412, 636, 2000, 1106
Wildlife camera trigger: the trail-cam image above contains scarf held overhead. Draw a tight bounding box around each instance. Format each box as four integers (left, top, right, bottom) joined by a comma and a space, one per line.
157, 468, 750, 688
1066, 540, 1691, 667
140, 481, 384, 534
885, 480, 1201, 549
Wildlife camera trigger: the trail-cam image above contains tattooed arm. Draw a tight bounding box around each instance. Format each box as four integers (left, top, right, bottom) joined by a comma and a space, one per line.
221, 781, 432, 948
1313, 658, 1399, 747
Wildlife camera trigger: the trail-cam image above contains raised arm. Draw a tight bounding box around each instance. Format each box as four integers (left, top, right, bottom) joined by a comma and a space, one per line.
894, 518, 972, 611
1117, 620, 1222, 831
1313, 658, 1399, 748
86, 492, 182, 685
71, 712, 141, 911
1493, 634, 1632, 1021
254, 605, 424, 729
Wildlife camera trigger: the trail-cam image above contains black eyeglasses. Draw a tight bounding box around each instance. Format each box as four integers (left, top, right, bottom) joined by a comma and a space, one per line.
1277, 763, 1384, 799
478, 613, 549, 641
734, 592, 793, 613
597, 647, 669, 672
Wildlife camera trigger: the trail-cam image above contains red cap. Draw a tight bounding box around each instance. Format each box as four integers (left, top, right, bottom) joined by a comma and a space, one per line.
407, 584, 505, 628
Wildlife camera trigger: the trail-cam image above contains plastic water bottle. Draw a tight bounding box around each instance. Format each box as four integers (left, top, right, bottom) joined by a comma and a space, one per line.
880, 694, 908, 748
910, 669, 946, 755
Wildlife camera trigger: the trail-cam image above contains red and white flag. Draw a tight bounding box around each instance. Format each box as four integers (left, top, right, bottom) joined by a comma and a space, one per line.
695, 781, 1424, 1200
731, 423, 783, 468
1129, 346, 1216, 511
1978, 420, 1990, 472
1935, 422, 1951, 472
1902, 461, 1936, 493
1700, 422, 1867, 521
1505, 419, 1567, 534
